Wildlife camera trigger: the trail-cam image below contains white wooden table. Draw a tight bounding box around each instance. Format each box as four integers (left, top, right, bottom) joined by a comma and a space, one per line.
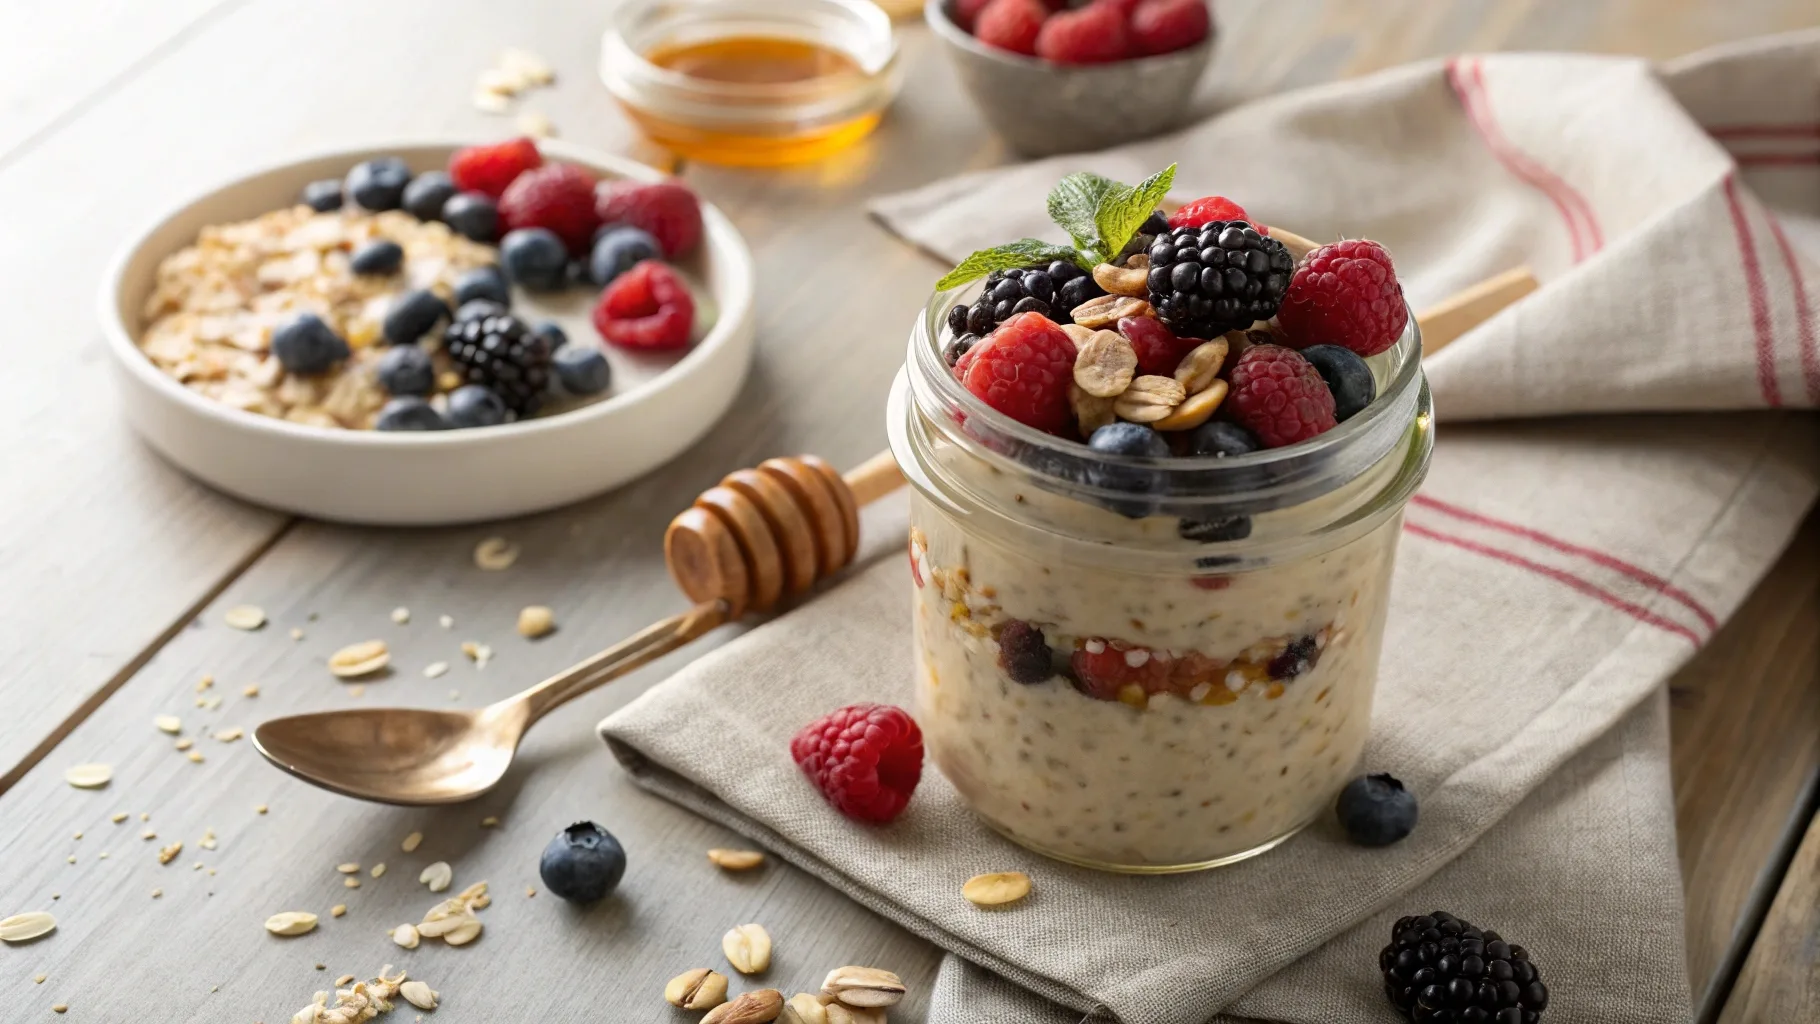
1, 2, 1815, 1021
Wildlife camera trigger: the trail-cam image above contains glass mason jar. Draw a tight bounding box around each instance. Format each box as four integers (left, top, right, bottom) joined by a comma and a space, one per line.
886, 286, 1433, 873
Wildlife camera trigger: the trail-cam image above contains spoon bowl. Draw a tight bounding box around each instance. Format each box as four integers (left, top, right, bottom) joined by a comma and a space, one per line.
253, 702, 528, 805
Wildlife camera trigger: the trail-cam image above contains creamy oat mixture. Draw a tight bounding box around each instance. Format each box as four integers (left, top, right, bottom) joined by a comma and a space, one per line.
137, 206, 497, 429
909, 469, 1401, 870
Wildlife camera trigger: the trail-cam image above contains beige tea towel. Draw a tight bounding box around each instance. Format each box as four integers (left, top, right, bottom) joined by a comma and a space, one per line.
604, 29, 1820, 1024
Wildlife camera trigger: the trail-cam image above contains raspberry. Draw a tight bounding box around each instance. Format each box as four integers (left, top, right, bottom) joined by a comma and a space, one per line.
595, 180, 703, 259
1129, 0, 1211, 57
448, 137, 543, 199
1225, 344, 1337, 448
1167, 195, 1254, 231
498, 163, 600, 254
1097, 0, 1144, 15
953, 0, 996, 30
1117, 315, 1199, 376
1071, 640, 1174, 701
1276, 239, 1408, 357
958, 312, 1076, 434
789, 703, 924, 823
592, 260, 695, 350
973, 0, 1046, 56
1035, 1, 1130, 63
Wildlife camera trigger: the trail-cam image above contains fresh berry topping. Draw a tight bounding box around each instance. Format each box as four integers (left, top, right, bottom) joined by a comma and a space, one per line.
953, 0, 996, 30
345, 157, 411, 212
445, 384, 507, 429
499, 163, 601, 255
1167, 195, 1251, 231
1225, 343, 1337, 448
453, 266, 510, 307
1069, 640, 1175, 703
957, 312, 1077, 434
1297, 344, 1376, 421
455, 298, 508, 323
1128, 0, 1211, 56
588, 225, 663, 286
499, 227, 570, 292
1146, 221, 1294, 337
1380, 911, 1547, 1024
1085, 422, 1170, 518
1035, 1, 1130, 63
1116, 315, 1198, 376
942, 332, 980, 368
553, 346, 613, 395
349, 239, 404, 276
1338, 773, 1416, 847
442, 310, 553, 417
789, 703, 924, 823
1276, 239, 1408, 357
533, 321, 569, 350
1267, 633, 1320, 678
973, 0, 1046, 56
592, 260, 696, 351
382, 288, 450, 346
997, 621, 1057, 684
401, 171, 457, 222
373, 396, 447, 431
442, 192, 500, 243
300, 179, 343, 212
594, 180, 703, 259
449, 137, 544, 199
270, 313, 350, 376
965, 264, 1088, 333
375, 345, 433, 396
1182, 420, 1260, 457
538, 822, 627, 903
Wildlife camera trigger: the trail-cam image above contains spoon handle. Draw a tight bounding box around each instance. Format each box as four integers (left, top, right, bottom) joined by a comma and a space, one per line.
519, 599, 730, 723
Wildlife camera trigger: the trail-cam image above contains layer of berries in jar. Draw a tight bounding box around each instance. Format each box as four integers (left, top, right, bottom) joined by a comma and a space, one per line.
888, 166, 1430, 871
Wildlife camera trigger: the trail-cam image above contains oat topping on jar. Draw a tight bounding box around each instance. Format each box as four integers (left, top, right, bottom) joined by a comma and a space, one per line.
888, 166, 1430, 872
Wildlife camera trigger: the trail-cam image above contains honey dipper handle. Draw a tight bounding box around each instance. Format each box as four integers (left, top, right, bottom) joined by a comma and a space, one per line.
842, 449, 906, 507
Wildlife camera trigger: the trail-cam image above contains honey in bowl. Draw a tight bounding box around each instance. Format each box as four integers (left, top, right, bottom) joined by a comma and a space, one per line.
646, 36, 862, 85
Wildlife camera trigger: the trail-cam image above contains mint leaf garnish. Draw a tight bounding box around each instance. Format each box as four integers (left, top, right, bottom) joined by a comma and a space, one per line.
1046, 172, 1118, 256
1093, 163, 1176, 266
935, 240, 1086, 291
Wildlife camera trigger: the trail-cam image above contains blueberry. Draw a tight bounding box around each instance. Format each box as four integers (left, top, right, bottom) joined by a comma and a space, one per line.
270, 313, 349, 375
539, 821, 627, 903
1058, 275, 1098, 312
345, 157, 411, 211
1299, 344, 1376, 422
1010, 296, 1050, 318
382, 288, 450, 345
588, 226, 662, 287
996, 620, 1055, 684
300, 179, 343, 212
453, 266, 510, 307
945, 303, 971, 338
1086, 423, 1170, 519
375, 345, 434, 396
1141, 209, 1170, 235
445, 385, 507, 428
533, 321, 569, 351
1021, 270, 1054, 304
553, 346, 612, 395
374, 396, 448, 431
966, 300, 996, 336
1336, 772, 1418, 846
1183, 421, 1260, 458
1047, 259, 1084, 283
349, 239, 404, 276
942, 332, 978, 368
454, 298, 508, 323
500, 228, 569, 292
401, 171, 456, 221
443, 191, 499, 242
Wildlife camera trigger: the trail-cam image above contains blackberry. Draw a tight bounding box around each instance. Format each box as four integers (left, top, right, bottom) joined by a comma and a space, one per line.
1380, 912, 1549, 1024
1146, 221, 1294, 338
964, 261, 1104, 333
442, 311, 553, 417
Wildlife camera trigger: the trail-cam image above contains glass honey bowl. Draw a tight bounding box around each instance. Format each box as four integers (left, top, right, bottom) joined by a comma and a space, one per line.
601, 0, 902, 167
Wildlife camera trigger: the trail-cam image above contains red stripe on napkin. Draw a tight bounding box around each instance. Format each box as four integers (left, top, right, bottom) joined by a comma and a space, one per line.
1411, 495, 1719, 633
1709, 123, 1820, 140
1405, 523, 1703, 646
1722, 174, 1782, 406
1764, 214, 1820, 404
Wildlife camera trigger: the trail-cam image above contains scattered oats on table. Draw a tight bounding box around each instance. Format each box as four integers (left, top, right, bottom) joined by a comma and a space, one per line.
473, 537, 519, 571
479, 816, 500, 829
256, 804, 269, 815
154, 714, 182, 734
516, 605, 555, 638
63, 763, 111, 789
423, 661, 449, 679
224, 605, 267, 630
401, 831, 423, 853
391, 606, 411, 624
438, 615, 453, 629
370, 862, 387, 878
331, 904, 347, 918
244, 684, 261, 697
216, 727, 244, 742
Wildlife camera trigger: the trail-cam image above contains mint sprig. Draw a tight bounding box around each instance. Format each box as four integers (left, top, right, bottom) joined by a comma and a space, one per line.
1093, 164, 1175, 264
1046, 172, 1118, 254
934, 240, 1088, 291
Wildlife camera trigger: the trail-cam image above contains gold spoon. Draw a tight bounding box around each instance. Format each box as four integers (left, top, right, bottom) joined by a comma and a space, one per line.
253, 267, 1539, 805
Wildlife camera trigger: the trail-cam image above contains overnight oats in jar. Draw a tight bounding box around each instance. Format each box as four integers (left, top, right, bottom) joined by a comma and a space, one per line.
886, 166, 1431, 872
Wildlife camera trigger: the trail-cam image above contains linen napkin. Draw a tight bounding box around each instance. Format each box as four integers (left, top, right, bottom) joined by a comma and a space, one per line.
603, 29, 1820, 1024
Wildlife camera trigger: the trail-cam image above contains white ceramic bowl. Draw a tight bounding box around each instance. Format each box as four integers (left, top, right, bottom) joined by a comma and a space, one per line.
101, 141, 756, 525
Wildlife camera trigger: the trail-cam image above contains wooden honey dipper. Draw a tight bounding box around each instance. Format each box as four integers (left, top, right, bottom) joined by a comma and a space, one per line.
252, 267, 1539, 805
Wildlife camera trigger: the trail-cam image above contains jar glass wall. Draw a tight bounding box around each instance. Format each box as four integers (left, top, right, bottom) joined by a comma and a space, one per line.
887, 284, 1433, 872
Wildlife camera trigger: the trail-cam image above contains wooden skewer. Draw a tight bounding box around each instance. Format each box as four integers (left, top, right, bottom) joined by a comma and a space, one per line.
665, 265, 1540, 617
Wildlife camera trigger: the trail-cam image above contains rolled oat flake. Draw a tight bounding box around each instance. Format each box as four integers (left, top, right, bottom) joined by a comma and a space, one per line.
0, 911, 56, 942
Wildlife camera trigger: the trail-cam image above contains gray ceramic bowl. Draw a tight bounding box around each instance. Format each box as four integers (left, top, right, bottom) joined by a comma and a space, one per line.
926, 0, 1212, 158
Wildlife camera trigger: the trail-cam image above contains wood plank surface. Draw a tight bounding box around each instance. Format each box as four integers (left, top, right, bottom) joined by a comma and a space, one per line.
1715, 809, 1820, 1024
1669, 509, 1820, 1021
0, 0, 1816, 1021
